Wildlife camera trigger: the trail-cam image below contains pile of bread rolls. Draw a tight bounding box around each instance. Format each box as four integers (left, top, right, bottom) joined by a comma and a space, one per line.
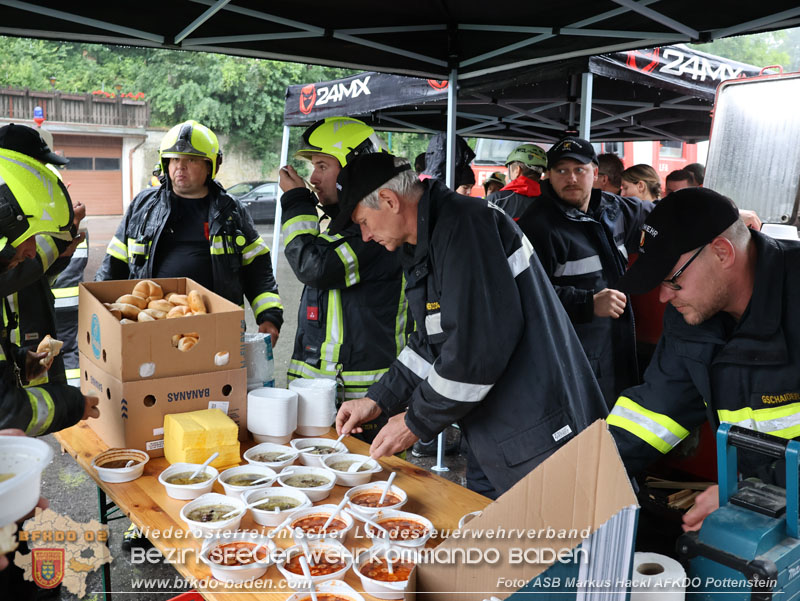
102, 280, 208, 352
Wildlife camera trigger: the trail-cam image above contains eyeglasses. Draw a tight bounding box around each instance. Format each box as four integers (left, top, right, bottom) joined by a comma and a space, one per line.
662, 245, 706, 291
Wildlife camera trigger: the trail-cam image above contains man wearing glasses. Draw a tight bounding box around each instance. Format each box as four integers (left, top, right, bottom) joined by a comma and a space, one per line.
608, 187, 800, 532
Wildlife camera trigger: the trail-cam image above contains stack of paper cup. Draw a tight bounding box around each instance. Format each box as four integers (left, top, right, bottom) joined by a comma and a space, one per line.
289, 378, 338, 436
247, 387, 298, 444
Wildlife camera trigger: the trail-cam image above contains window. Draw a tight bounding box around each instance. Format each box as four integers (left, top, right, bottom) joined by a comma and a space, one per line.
65, 157, 92, 170
95, 158, 120, 171
659, 140, 683, 158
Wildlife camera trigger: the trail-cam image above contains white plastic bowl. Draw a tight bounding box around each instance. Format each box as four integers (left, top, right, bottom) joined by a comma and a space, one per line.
290, 438, 346, 467
364, 509, 433, 548
180, 492, 246, 538
158, 462, 219, 500
199, 531, 274, 583
243, 487, 312, 527
277, 465, 336, 502
91, 448, 149, 483
276, 540, 353, 590
322, 453, 381, 487
218, 465, 277, 500
353, 547, 418, 599
286, 579, 365, 601
243, 442, 299, 469
344, 483, 407, 521
0, 435, 53, 524
288, 504, 355, 542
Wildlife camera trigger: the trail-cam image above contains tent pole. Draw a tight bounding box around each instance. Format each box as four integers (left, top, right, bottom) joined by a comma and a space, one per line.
272, 124, 291, 274
444, 66, 458, 190
579, 72, 594, 140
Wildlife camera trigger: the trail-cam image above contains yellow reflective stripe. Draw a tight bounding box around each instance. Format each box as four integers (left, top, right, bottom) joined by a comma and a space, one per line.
126, 238, 148, 256
242, 237, 269, 266
27, 374, 49, 387
321, 289, 343, 364
6, 293, 20, 345
607, 396, 690, 454
26, 387, 55, 436
251, 292, 283, 318
65, 368, 80, 380
53, 286, 79, 299
282, 215, 319, 246
334, 242, 360, 287
107, 236, 128, 263
718, 404, 800, 439
76, 238, 88, 249
35, 235, 58, 270
210, 235, 226, 256
288, 359, 388, 385
395, 273, 409, 356
319, 232, 345, 242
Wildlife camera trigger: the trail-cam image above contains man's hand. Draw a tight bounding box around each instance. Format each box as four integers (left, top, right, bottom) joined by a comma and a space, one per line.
59, 231, 85, 258
82, 396, 100, 421
25, 350, 49, 381
738, 209, 762, 231
278, 165, 306, 193
593, 288, 627, 318
682, 485, 719, 532
72, 201, 86, 228
336, 398, 382, 436
258, 321, 280, 346
369, 412, 419, 458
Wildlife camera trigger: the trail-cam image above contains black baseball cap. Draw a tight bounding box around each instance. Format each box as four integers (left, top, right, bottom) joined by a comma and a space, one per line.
328, 153, 411, 235
546, 137, 597, 168
616, 187, 740, 295
0, 123, 68, 165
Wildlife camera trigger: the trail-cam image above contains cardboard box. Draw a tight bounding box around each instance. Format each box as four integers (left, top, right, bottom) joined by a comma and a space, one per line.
79, 278, 245, 381
406, 420, 638, 600
79, 351, 247, 458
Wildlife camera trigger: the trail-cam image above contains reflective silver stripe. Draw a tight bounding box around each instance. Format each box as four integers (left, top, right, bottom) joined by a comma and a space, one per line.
321, 289, 343, 364
335, 243, 359, 287
427, 367, 492, 403
243, 240, 269, 262
617, 244, 628, 260
35, 235, 58, 269
553, 254, 602, 277
211, 238, 225, 252
720, 413, 800, 435
26, 387, 53, 436
609, 404, 684, 450
397, 347, 432, 380
67, 377, 80, 388
127, 240, 147, 255
507, 237, 534, 278
55, 296, 79, 308
282, 218, 319, 239
425, 312, 443, 336
71, 247, 88, 259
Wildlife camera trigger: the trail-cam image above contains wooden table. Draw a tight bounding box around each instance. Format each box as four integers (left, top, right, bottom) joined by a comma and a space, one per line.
55, 423, 489, 601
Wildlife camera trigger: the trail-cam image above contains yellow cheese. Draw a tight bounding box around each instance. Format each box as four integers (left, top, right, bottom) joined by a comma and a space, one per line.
164, 409, 240, 467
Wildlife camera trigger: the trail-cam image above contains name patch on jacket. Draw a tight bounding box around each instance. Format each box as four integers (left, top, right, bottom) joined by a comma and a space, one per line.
761, 391, 800, 405
426, 301, 440, 311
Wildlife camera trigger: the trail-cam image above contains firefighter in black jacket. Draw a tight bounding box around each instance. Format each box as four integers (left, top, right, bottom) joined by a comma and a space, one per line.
334, 153, 607, 497
96, 120, 283, 338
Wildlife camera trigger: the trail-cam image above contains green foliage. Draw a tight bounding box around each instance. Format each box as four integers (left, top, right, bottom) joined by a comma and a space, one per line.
690, 29, 794, 70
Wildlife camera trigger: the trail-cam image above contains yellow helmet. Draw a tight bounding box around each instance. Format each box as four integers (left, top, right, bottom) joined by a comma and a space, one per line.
0, 149, 74, 248
159, 120, 222, 179
295, 117, 384, 167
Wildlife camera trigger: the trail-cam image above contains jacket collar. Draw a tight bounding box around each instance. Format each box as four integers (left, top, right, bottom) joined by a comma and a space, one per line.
539, 180, 616, 221
501, 175, 541, 197
402, 179, 443, 278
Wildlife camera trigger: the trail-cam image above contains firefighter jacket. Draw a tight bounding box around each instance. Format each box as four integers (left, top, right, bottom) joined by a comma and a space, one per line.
487, 175, 541, 219
517, 182, 652, 408
609, 231, 800, 481
280, 187, 413, 399
52, 232, 88, 386
367, 179, 608, 495
96, 181, 283, 328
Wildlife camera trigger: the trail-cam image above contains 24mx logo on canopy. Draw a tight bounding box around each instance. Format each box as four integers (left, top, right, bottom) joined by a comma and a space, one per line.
298, 76, 373, 115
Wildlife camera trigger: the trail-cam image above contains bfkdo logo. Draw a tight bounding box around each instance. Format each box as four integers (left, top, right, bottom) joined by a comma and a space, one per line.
32, 548, 65, 589
91, 314, 101, 359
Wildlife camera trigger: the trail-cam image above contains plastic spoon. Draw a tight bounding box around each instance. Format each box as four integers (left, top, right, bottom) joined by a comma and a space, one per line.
221, 497, 280, 520
189, 452, 219, 480
124, 460, 135, 468
247, 474, 275, 486
298, 555, 318, 601
295, 527, 315, 566
347, 458, 371, 473
378, 472, 397, 505
321, 497, 349, 530
360, 515, 390, 539
333, 432, 347, 451
267, 515, 294, 539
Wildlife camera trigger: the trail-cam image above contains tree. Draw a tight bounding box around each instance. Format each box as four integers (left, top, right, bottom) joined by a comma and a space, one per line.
690, 29, 794, 69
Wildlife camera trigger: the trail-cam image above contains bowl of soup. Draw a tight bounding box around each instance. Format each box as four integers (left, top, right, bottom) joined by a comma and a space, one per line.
290, 438, 346, 467
278, 465, 336, 502
276, 541, 353, 589
0, 435, 53, 525
322, 453, 381, 487
243, 486, 312, 527
199, 531, 274, 583
180, 492, 246, 538
344, 483, 407, 521
354, 547, 417, 599
91, 448, 149, 483
243, 442, 299, 469
285, 579, 365, 601
288, 504, 355, 542
218, 464, 277, 499
364, 510, 433, 548
158, 462, 219, 500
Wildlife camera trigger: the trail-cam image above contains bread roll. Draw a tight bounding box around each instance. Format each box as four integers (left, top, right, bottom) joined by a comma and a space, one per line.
139, 308, 166, 321
137, 311, 156, 322
119, 318, 135, 325
133, 279, 163, 302
148, 299, 174, 312
177, 336, 198, 352
37, 334, 63, 368
166, 305, 192, 319
214, 351, 230, 366
117, 303, 141, 320
165, 293, 189, 307
116, 294, 148, 309
104, 303, 122, 320
187, 290, 206, 314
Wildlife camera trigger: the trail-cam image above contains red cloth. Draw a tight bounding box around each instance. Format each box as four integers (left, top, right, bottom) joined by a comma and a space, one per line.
500, 175, 541, 198
628, 254, 666, 344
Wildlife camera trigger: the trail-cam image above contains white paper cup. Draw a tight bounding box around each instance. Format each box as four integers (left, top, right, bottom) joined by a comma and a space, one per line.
290, 378, 337, 436
247, 387, 298, 444
0, 435, 53, 524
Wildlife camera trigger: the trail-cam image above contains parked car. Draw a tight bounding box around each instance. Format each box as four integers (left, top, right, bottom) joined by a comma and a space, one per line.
228, 181, 278, 223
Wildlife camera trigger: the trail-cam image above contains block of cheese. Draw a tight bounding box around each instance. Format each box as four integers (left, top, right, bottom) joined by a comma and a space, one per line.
164, 409, 240, 467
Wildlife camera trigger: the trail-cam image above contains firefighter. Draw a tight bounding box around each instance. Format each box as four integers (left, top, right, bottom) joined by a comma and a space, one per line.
608, 188, 797, 532
278, 117, 413, 443
333, 153, 607, 497
487, 143, 547, 219
96, 120, 283, 340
